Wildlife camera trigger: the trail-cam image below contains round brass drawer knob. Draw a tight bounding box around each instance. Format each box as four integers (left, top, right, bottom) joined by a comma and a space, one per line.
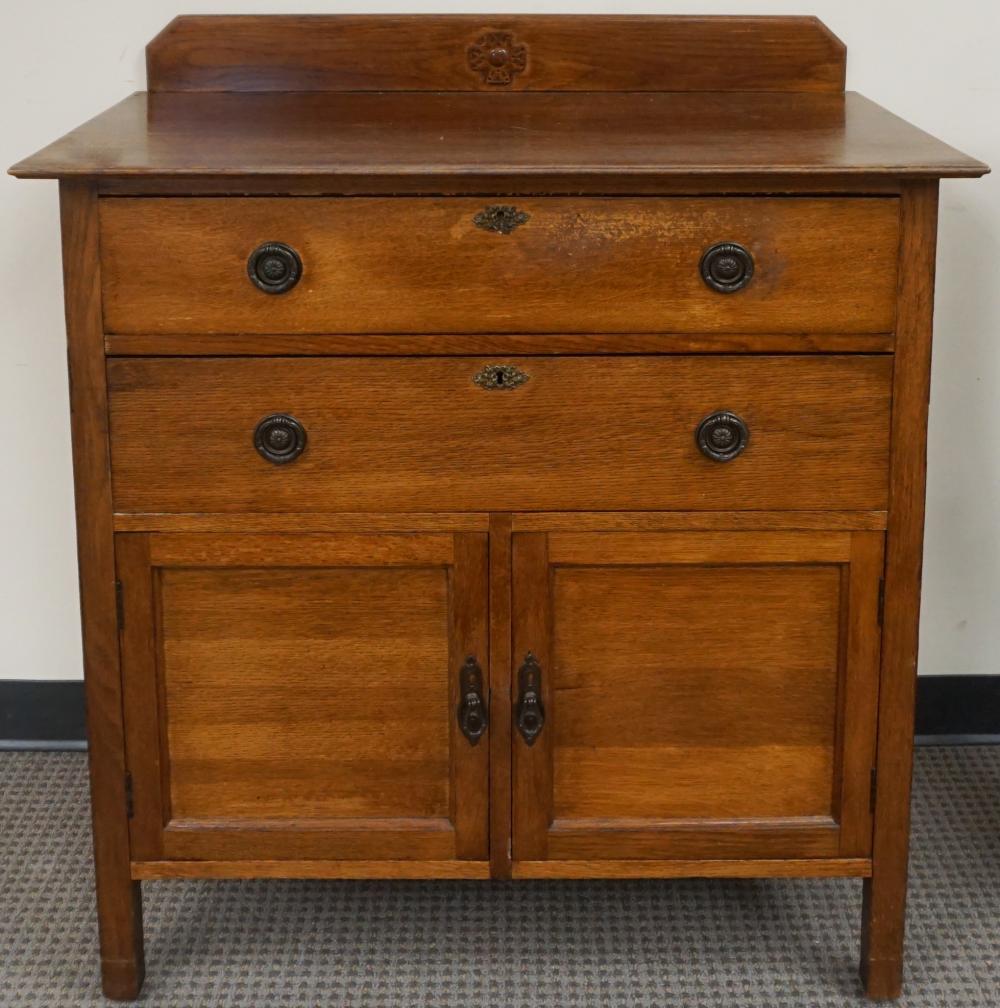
696, 411, 749, 462
254, 414, 307, 464
247, 242, 302, 294
700, 242, 754, 293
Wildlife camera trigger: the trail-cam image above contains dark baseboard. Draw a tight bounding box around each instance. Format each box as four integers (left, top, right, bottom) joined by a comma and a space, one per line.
1, 675, 998, 750
0, 681, 87, 750
914, 674, 1000, 744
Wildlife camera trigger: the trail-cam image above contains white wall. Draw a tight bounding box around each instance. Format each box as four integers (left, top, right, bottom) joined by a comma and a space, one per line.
2, 1, 998, 681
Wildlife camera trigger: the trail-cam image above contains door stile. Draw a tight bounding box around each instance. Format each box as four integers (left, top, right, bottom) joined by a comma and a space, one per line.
488, 514, 514, 878
115, 533, 164, 861
837, 531, 885, 856
449, 532, 490, 859
511, 532, 553, 861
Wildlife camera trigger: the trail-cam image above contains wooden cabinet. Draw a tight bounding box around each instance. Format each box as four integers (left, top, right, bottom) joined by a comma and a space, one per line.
511, 529, 883, 869
11, 12, 987, 1002
116, 531, 489, 867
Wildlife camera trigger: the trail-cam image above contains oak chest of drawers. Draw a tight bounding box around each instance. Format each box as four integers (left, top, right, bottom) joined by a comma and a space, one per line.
11, 14, 987, 1001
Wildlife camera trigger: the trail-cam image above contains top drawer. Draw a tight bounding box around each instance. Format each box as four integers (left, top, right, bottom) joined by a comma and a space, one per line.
99, 197, 899, 335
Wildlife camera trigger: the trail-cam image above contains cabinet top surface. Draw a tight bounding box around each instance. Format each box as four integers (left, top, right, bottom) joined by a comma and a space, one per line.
9, 90, 987, 182
9, 15, 987, 182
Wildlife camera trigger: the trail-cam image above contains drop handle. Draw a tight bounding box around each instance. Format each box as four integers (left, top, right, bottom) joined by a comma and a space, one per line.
457, 657, 488, 746
515, 652, 545, 746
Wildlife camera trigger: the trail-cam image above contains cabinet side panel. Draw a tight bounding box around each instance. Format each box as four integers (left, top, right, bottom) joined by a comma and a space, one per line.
59, 180, 145, 999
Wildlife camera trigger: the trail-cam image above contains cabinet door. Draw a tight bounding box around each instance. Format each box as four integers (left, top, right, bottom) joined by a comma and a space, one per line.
512, 530, 883, 866
118, 532, 488, 865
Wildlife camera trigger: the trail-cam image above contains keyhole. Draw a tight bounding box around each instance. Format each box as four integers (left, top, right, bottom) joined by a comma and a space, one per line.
495, 371, 505, 387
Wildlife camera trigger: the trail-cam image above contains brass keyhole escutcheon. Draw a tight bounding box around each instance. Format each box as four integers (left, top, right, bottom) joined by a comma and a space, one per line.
473, 205, 530, 234
473, 364, 529, 390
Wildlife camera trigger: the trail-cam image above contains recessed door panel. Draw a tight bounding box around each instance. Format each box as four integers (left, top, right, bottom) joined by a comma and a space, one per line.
512, 529, 883, 864
119, 531, 489, 864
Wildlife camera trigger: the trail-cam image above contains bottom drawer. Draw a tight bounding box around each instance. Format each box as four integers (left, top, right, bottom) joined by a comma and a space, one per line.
107, 354, 892, 513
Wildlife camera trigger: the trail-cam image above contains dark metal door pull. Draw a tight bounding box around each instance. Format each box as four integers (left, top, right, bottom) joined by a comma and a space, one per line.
515, 652, 545, 746
457, 656, 488, 746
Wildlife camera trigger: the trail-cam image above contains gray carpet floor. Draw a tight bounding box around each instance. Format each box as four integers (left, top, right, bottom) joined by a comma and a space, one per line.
1, 748, 998, 1007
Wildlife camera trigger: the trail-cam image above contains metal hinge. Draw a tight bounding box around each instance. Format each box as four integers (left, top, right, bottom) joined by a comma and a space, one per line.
124, 772, 134, 819
115, 580, 125, 629
869, 767, 878, 814
877, 578, 885, 627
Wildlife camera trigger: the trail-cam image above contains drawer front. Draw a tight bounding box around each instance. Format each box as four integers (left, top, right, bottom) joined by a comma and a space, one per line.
108, 356, 891, 513
99, 197, 899, 335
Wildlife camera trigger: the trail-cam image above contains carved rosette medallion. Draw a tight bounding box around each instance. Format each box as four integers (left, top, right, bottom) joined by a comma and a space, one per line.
467, 30, 528, 86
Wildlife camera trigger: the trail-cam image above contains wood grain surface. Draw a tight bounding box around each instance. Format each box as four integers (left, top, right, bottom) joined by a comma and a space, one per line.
146, 15, 847, 94
107, 355, 892, 514
103, 331, 897, 357
511, 529, 882, 863
99, 196, 899, 335
488, 514, 514, 879
510, 512, 888, 532
111, 511, 889, 534
512, 858, 872, 879
10, 92, 987, 181
117, 531, 490, 864
860, 180, 940, 1001
132, 859, 492, 880
59, 182, 145, 1000
94, 175, 907, 198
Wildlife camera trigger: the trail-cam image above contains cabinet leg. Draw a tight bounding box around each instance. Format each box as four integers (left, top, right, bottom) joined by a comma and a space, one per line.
59, 180, 148, 1001
858, 180, 941, 1003
860, 874, 904, 1000
93, 841, 145, 999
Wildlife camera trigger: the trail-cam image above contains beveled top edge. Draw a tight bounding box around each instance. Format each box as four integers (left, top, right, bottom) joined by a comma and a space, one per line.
9, 91, 988, 183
